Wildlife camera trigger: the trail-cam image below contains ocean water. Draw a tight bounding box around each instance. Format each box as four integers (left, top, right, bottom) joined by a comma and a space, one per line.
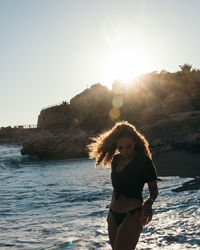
0, 144, 199, 250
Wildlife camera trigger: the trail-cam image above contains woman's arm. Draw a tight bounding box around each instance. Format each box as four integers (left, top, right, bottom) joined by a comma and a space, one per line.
146, 179, 158, 205
141, 179, 158, 226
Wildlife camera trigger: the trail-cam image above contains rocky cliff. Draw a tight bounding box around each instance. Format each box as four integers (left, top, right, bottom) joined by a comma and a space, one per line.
21, 128, 91, 159
20, 110, 200, 161
36, 67, 200, 132
2, 66, 200, 170
37, 102, 70, 129
37, 84, 113, 132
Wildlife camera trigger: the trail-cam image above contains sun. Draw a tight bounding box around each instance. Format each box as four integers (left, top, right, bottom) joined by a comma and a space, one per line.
103, 50, 152, 89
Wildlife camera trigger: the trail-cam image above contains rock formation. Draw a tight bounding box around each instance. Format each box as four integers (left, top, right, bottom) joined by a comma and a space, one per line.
172, 177, 200, 192
37, 102, 70, 129
21, 128, 91, 159
1, 65, 200, 171
37, 83, 113, 132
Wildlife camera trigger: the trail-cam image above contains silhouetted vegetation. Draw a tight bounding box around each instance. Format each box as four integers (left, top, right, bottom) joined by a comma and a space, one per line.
119, 64, 200, 124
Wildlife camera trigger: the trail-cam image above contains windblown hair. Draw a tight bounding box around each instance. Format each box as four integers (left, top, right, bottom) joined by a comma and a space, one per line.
87, 121, 152, 167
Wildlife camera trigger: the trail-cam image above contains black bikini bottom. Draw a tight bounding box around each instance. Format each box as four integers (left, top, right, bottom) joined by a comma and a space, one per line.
110, 207, 142, 226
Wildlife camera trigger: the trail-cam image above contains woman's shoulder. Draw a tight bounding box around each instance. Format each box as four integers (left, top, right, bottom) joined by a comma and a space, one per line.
143, 154, 152, 161
137, 153, 152, 166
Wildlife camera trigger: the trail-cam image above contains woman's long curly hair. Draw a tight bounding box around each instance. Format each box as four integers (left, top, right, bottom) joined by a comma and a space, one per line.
87, 121, 152, 167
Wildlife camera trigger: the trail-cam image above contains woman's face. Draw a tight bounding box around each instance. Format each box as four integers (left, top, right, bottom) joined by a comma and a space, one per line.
116, 137, 136, 158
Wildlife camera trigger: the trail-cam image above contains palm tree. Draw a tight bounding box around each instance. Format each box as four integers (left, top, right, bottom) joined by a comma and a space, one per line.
179, 63, 192, 72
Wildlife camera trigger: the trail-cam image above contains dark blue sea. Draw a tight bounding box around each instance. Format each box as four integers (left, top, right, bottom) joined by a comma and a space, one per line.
0, 145, 199, 249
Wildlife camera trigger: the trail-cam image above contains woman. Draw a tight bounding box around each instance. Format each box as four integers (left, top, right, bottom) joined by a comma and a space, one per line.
87, 121, 158, 250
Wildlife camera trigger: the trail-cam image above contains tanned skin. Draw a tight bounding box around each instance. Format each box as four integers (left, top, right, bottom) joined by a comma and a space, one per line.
107, 137, 158, 250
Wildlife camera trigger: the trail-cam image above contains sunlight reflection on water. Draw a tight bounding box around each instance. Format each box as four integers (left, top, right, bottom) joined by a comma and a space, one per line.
0, 145, 199, 249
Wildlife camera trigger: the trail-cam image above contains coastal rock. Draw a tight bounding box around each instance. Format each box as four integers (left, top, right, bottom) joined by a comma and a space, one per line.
37, 84, 113, 131
2, 68, 200, 166
37, 103, 70, 129
21, 128, 92, 159
186, 133, 200, 142
3, 108, 200, 164
70, 84, 113, 131
172, 177, 200, 192
0, 127, 39, 145
162, 92, 192, 114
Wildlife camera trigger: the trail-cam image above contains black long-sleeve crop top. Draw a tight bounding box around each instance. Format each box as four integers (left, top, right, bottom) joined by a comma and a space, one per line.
111, 152, 157, 201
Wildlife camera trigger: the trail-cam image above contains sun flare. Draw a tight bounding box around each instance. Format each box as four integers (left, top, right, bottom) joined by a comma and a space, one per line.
103, 50, 152, 89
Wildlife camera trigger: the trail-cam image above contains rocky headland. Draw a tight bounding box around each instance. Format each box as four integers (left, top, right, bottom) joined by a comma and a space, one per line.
1, 65, 200, 185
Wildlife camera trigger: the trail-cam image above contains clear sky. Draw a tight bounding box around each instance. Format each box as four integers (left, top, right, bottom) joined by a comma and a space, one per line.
1, 0, 200, 127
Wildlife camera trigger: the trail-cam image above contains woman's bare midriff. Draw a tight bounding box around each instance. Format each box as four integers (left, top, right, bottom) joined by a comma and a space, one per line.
110, 190, 142, 213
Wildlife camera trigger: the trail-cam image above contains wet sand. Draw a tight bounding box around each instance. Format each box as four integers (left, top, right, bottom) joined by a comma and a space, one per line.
153, 150, 200, 191
153, 150, 200, 177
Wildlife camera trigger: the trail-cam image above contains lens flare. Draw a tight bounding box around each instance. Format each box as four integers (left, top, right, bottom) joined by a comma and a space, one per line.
109, 107, 120, 120
112, 96, 123, 109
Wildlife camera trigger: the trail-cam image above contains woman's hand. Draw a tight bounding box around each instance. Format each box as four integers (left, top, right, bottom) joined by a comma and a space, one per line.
140, 180, 158, 226
140, 200, 153, 226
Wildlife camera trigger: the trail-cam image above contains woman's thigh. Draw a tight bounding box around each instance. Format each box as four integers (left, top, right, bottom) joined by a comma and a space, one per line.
114, 211, 143, 250
107, 210, 118, 249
